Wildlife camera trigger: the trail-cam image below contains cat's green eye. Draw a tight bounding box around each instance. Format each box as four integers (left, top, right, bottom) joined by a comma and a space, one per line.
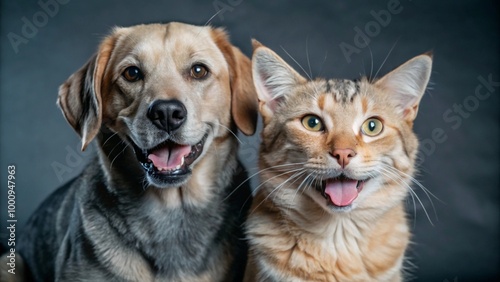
301, 115, 324, 132
361, 118, 383, 136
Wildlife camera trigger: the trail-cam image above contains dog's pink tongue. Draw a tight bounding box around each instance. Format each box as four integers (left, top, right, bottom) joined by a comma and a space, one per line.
324, 178, 359, 207
147, 144, 191, 169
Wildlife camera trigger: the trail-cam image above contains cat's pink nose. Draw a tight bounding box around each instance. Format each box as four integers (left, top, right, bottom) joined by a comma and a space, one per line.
331, 148, 357, 168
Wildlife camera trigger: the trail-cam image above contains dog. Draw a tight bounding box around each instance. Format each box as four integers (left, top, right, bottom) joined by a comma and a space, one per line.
16, 22, 258, 281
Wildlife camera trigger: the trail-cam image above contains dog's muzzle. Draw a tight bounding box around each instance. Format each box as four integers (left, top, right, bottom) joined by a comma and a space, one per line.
130, 99, 208, 187
132, 134, 208, 186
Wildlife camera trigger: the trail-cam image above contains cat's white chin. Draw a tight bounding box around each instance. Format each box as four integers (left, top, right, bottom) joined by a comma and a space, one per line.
326, 203, 356, 213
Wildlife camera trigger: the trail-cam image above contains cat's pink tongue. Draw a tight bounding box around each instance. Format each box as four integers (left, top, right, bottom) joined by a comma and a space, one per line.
147, 144, 191, 170
325, 178, 359, 207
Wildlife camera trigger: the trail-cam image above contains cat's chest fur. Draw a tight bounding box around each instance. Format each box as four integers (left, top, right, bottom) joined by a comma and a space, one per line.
246, 190, 409, 282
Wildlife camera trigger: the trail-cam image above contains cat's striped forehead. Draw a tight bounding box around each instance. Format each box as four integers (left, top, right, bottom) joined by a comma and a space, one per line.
322, 79, 360, 103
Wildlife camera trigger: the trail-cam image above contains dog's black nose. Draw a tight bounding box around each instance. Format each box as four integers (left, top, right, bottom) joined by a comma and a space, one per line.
147, 100, 187, 133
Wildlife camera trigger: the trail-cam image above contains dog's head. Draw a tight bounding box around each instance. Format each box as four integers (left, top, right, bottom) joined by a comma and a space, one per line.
57, 23, 257, 188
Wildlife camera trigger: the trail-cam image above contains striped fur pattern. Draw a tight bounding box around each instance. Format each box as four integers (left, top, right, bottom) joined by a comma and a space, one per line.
244, 41, 432, 282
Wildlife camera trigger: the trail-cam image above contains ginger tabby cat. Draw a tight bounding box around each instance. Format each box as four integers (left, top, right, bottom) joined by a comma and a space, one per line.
244, 41, 432, 282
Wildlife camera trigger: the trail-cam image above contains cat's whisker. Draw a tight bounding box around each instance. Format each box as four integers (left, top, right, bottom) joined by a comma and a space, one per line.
361, 57, 366, 79
407, 186, 432, 225
289, 172, 316, 211
291, 171, 315, 204
378, 166, 434, 225
368, 45, 374, 81
280, 46, 322, 99
305, 172, 322, 196
380, 164, 441, 222
213, 122, 244, 145
317, 51, 328, 78
373, 39, 399, 80
281, 46, 312, 81
203, 9, 222, 26
302, 172, 319, 198
373, 169, 418, 225
305, 37, 313, 80
382, 164, 442, 203
241, 168, 305, 214
253, 168, 305, 195
254, 170, 307, 213
223, 162, 306, 202
246, 164, 303, 172
272, 170, 309, 205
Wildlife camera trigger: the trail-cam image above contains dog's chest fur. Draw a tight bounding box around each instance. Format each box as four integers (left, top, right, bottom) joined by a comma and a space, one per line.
18, 148, 250, 282
61, 154, 248, 282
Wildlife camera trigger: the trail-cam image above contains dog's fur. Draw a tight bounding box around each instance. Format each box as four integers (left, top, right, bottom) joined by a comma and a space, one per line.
16, 22, 257, 281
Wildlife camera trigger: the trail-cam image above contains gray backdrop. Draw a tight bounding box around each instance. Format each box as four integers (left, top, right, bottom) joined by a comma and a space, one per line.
1, 0, 498, 281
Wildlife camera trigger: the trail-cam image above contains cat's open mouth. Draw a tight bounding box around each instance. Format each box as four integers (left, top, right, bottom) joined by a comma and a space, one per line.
130, 134, 208, 185
317, 175, 366, 207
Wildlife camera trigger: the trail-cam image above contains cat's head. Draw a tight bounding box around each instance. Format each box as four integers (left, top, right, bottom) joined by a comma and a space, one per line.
252, 40, 432, 214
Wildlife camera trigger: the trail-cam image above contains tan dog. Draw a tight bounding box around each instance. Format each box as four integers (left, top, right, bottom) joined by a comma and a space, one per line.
16, 22, 257, 281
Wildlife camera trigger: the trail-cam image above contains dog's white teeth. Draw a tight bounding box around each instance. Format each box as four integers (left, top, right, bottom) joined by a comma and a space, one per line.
175, 164, 181, 170
181, 156, 185, 166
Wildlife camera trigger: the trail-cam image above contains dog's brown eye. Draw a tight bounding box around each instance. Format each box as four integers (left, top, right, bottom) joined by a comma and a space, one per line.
123, 66, 143, 82
190, 64, 209, 79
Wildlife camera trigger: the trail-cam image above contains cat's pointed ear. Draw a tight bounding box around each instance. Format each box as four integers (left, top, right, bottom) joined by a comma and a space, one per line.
375, 53, 433, 122
252, 39, 306, 118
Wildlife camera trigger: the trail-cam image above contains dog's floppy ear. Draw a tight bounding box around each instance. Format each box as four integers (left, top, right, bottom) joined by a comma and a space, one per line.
57, 30, 121, 151
211, 28, 258, 136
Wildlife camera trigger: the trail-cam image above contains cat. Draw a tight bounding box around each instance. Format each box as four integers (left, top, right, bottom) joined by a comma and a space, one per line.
243, 40, 432, 282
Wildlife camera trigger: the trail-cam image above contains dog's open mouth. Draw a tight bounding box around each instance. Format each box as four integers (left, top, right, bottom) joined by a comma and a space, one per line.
317, 175, 366, 207
131, 134, 208, 184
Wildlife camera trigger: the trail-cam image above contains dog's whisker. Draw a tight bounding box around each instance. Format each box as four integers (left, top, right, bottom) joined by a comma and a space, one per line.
102, 131, 120, 147
106, 140, 126, 160
109, 142, 129, 170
